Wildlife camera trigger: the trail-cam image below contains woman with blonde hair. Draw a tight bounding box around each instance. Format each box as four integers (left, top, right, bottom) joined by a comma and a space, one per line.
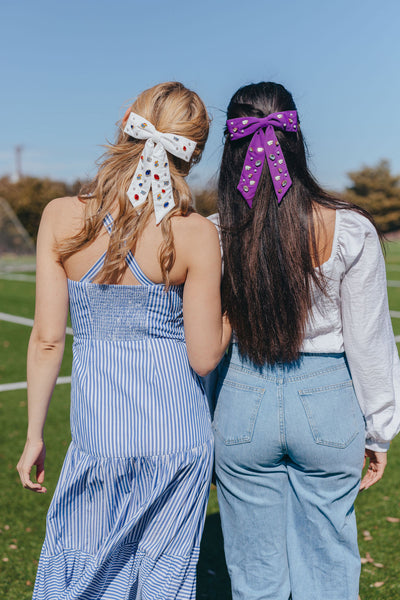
17, 81, 231, 599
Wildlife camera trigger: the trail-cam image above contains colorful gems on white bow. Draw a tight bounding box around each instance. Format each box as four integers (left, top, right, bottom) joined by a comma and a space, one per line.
123, 112, 196, 224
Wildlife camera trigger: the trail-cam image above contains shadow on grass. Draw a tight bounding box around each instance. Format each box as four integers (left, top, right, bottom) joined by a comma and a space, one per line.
197, 512, 232, 600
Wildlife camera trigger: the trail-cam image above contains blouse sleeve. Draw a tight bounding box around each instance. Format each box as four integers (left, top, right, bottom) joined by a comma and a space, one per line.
340, 213, 400, 452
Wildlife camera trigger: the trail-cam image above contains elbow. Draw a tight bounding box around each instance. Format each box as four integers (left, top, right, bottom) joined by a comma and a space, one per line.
190, 356, 221, 378
38, 340, 64, 352
194, 365, 213, 378
35, 340, 65, 358
30, 331, 65, 358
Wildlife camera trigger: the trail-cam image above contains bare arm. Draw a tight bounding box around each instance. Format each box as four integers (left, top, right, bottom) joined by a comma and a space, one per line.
17, 200, 69, 492
182, 216, 231, 376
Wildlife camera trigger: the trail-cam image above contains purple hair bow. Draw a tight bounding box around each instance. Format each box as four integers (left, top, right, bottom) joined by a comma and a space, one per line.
227, 111, 298, 207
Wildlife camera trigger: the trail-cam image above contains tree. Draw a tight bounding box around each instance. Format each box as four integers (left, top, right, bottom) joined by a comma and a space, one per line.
0, 176, 84, 241
343, 160, 400, 233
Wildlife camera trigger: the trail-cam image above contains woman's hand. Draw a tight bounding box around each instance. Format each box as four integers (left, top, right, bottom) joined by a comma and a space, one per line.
359, 449, 387, 491
17, 439, 47, 493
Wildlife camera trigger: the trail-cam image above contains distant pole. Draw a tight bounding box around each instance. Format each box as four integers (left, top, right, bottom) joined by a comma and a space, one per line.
15, 145, 23, 181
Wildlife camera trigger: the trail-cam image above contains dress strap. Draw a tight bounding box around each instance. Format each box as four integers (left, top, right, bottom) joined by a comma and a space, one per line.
79, 252, 106, 283
125, 252, 157, 286
100, 213, 159, 287
103, 212, 114, 235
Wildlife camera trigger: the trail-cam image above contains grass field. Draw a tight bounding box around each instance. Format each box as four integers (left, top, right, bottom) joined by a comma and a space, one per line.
1, 242, 400, 599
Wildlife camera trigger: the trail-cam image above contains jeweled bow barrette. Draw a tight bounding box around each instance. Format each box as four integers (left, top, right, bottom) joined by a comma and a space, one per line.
227, 111, 298, 208
124, 112, 197, 224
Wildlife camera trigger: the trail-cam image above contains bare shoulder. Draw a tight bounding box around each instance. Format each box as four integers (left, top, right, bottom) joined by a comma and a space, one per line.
42, 196, 85, 239
170, 213, 221, 273
172, 212, 220, 247
43, 195, 82, 216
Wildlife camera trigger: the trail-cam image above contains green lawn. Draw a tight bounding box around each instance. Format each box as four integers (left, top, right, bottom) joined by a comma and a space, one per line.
385, 238, 400, 263
0, 387, 71, 599
0, 279, 36, 318
1, 242, 400, 599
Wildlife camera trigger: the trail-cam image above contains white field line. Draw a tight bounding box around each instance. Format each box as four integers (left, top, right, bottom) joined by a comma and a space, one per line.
0, 313, 73, 393
0, 312, 73, 335
0, 376, 71, 393
0, 263, 36, 274
0, 273, 36, 282
1, 312, 36, 328
387, 281, 400, 287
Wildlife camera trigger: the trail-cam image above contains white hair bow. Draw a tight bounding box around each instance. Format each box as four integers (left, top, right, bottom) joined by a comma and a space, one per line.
123, 112, 197, 224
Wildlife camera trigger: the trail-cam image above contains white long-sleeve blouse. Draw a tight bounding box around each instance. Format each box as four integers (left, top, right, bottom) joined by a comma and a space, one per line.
209, 209, 400, 452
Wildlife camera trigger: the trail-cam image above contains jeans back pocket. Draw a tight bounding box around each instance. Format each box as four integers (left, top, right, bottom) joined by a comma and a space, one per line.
298, 380, 361, 448
213, 377, 264, 445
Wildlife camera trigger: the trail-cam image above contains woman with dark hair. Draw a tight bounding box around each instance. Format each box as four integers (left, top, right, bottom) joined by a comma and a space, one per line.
213, 82, 400, 600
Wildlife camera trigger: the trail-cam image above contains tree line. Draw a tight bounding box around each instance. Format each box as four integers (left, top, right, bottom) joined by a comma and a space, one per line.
0, 160, 399, 243
0, 177, 83, 241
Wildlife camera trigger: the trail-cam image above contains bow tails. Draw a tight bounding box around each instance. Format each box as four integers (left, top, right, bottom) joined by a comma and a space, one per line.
227, 111, 297, 207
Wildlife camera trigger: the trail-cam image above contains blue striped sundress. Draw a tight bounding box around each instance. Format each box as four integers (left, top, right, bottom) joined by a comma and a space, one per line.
33, 214, 214, 600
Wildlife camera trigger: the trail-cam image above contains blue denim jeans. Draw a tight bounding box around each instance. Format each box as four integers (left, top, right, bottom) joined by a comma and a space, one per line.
213, 345, 366, 600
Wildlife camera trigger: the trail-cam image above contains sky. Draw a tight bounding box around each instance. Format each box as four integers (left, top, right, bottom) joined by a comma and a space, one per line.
1, 0, 400, 192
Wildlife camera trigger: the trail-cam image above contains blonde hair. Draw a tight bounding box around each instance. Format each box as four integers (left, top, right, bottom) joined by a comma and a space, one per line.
58, 82, 210, 285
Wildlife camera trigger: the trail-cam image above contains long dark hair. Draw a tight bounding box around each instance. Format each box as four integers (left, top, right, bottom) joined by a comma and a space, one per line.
218, 82, 376, 365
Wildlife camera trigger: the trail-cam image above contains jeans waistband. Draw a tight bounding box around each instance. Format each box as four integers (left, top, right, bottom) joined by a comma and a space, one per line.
227, 343, 347, 382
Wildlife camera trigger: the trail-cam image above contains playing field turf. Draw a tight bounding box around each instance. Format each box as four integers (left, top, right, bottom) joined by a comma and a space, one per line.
1, 242, 400, 599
